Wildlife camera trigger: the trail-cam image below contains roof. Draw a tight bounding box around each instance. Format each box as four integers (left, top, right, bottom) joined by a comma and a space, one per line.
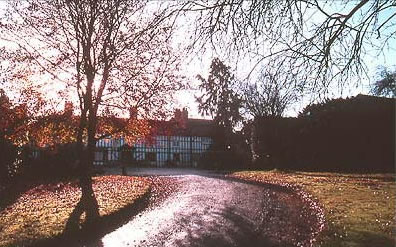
150, 118, 215, 137
184, 118, 215, 137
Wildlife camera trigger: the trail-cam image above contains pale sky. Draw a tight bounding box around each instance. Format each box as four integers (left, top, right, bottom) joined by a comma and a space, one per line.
175, 1, 396, 118
1, 1, 395, 119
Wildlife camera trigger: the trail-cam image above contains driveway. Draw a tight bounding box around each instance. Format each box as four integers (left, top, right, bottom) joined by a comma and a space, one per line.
97, 168, 320, 247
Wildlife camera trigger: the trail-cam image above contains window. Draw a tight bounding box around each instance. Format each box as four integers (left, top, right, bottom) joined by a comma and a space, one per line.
146, 152, 156, 161
173, 153, 180, 162
192, 153, 200, 162
173, 141, 179, 147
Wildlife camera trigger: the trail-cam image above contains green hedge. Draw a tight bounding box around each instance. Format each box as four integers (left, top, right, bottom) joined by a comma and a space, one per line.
252, 95, 395, 172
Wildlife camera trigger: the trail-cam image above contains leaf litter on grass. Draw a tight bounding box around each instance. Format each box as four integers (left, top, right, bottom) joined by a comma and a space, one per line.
0, 175, 150, 247
230, 170, 396, 247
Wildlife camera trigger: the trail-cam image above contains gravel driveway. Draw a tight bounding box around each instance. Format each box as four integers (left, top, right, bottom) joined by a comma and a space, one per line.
95, 168, 320, 247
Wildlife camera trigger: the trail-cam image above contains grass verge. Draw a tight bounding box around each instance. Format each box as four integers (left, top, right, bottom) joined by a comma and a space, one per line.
0, 175, 150, 247
229, 170, 396, 247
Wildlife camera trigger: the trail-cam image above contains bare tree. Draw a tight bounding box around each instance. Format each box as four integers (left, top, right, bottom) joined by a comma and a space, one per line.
371, 66, 396, 97
242, 65, 300, 118
1, 0, 183, 225
241, 63, 300, 163
181, 0, 396, 93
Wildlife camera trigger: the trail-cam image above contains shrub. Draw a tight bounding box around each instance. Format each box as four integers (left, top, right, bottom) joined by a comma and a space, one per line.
26, 143, 80, 181
0, 138, 18, 185
251, 95, 395, 172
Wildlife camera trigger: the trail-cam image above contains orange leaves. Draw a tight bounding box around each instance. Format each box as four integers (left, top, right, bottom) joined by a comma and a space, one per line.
96, 116, 152, 146
92, 175, 150, 215
0, 93, 31, 146
1, 88, 78, 147
31, 119, 77, 148
122, 119, 151, 145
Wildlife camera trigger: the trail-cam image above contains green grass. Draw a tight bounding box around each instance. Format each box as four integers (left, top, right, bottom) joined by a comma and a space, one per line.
0, 175, 150, 247
230, 170, 396, 247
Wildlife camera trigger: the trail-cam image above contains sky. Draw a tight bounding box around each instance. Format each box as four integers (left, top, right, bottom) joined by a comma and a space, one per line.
174, 1, 396, 118
1, 1, 395, 119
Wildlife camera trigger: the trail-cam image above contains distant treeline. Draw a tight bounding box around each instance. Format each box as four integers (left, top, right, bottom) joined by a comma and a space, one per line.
251, 95, 395, 172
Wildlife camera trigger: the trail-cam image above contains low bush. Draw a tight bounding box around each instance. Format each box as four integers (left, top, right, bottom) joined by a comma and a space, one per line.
22, 143, 80, 182
0, 138, 18, 186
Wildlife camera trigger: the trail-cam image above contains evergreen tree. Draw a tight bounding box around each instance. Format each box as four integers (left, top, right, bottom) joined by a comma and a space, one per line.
196, 58, 242, 132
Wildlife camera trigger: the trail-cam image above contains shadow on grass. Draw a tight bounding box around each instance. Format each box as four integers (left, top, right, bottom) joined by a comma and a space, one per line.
213, 174, 300, 194
228, 168, 395, 182
320, 228, 396, 247
0, 181, 37, 210
0, 178, 77, 211
29, 190, 151, 247
350, 230, 396, 247
290, 171, 396, 182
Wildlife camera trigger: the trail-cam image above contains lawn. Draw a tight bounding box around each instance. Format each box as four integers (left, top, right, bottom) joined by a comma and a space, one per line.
229, 170, 396, 247
0, 175, 151, 247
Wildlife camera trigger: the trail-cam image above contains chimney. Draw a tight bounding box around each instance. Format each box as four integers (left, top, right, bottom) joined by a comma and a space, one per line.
182, 108, 188, 121
174, 108, 188, 128
64, 101, 73, 116
129, 106, 138, 119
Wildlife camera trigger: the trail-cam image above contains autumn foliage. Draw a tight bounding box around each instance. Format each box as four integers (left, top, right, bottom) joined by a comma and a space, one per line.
0, 87, 157, 184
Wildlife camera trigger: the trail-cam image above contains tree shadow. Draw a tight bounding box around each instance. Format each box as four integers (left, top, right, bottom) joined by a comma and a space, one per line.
321, 228, 396, 247
291, 171, 396, 182
213, 174, 301, 194
30, 188, 151, 247
347, 230, 396, 247
0, 180, 39, 210
115, 167, 302, 196
63, 176, 100, 234
0, 177, 76, 211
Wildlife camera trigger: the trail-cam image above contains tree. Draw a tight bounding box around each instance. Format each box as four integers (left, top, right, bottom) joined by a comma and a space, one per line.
0, 86, 79, 183
196, 58, 242, 132
242, 65, 300, 118
182, 1, 396, 92
196, 58, 243, 167
371, 67, 396, 97
0, 89, 19, 183
1, 0, 183, 226
241, 65, 300, 164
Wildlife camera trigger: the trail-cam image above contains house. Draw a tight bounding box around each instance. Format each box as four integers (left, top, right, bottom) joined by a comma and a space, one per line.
95, 108, 214, 167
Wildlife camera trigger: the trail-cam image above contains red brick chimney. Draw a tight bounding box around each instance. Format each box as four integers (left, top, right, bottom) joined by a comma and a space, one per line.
129, 106, 138, 119
174, 108, 188, 128
182, 107, 188, 121
64, 101, 73, 116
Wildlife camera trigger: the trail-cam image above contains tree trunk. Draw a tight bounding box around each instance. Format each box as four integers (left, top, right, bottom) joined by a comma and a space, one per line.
79, 171, 100, 223
65, 88, 100, 231
81, 108, 100, 223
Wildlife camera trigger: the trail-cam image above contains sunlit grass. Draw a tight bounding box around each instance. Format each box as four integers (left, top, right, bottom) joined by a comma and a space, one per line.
230, 170, 396, 247
0, 175, 150, 247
